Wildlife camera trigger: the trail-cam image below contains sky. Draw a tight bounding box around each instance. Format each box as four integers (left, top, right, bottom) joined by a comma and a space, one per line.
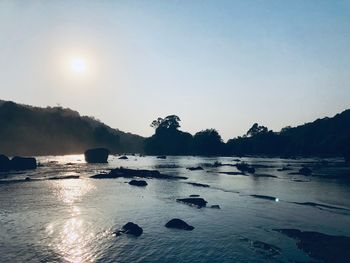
0, 0, 349, 140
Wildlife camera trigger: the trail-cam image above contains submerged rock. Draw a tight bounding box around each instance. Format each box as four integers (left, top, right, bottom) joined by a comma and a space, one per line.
128, 180, 148, 187
177, 197, 207, 208
299, 166, 312, 176
210, 205, 221, 209
165, 219, 194, 231
118, 155, 128, 160
274, 228, 350, 263
186, 182, 210, 188
187, 166, 204, 171
91, 167, 187, 180
48, 175, 80, 180
116, 222, 143, 237
236, 163, 255, 174
10, 156, 37, 170
84, 148, 109, 163
0, 154, 10, 171
250, 194, 279, 202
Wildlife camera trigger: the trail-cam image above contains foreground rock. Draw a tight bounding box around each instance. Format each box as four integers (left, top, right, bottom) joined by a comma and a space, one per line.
0, 154, 10, 171
118, 155, 128, 160
165, 219, 194, 231
177, 197, 207, 208
91, 167, 187, 180
274, 229, 350, 263
129, 180, 148, 187
10, 156, 37, 170
116, 222, 143, 237
84, 148, 109, 163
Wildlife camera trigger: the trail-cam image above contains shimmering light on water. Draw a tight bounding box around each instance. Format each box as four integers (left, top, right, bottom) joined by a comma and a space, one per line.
1, 155, 350, 263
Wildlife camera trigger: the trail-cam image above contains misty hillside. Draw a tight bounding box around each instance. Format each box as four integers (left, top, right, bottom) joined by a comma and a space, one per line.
0, 100, 144, 156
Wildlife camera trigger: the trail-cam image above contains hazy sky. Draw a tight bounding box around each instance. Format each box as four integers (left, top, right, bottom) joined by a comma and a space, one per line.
1, 0, 349, 140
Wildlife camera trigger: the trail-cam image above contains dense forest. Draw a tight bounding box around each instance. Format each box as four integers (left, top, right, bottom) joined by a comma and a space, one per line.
145, 112, 350, 159
0, 100, 144, 156
1, 100, 349, 159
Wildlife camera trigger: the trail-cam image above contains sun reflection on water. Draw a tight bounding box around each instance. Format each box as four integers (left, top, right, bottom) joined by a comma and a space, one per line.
47, 179, 97, 262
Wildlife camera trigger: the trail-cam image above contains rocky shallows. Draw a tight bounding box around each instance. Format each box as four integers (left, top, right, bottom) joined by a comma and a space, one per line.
274, 229, 350, 263
91, 167, 187, 180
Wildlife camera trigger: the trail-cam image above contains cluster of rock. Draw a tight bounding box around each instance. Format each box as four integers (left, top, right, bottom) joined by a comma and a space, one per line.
0, 155, 37, 171
116, 219, 195, 237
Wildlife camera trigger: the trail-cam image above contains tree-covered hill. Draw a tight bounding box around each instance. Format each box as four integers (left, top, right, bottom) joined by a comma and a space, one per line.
0, 100, 144, 156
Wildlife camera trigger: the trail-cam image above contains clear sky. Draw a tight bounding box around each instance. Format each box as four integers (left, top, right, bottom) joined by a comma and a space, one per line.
0, 0, 349, 140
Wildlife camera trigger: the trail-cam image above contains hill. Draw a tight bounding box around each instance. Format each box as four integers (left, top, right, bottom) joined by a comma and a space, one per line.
226, 109, 350, 158
0, 100, 144, 156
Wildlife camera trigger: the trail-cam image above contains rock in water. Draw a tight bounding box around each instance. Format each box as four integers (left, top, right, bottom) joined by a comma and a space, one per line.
177, 197, 208, 208
157, 155, 167, 159
187, 166, 204, 171
299, 166, 312, 176
118, 155, 128, 160
211, 205, 221, 209
0, 154, 10, 171
10, 156, 37, 170
84, 148, 109, 163
165, 219, 194, 231
129, 180, 148, 187
120, 222, 143, 236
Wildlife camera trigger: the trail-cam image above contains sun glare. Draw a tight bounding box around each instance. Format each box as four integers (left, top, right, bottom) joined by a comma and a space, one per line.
70, 57, 87, 74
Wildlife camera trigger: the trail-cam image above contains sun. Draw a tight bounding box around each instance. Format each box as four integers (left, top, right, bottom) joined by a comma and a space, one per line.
70, 57, 87, 74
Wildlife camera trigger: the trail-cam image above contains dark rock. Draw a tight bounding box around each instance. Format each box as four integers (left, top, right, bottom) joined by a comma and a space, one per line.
232, 159, 241, 162
277, 167, 292, 171
117, 222, 143, 237
91, 167, 187, 180
25, 177, 31, 181
66, 162, 75, 166
219, 171, 247, 176
48, 175, 80, 180
299, 166, 312, 176
155, 164, 180, 169
250, 194, 279, 201
165, 219, 194, 231
186, 182, 210, 188
84, 148, 109, 163
157, 155, 167, 159
177, 197, 207, 208
129, 180, 148, 187
211, 205, 221, 209
0, 154, 10, 171
189, 194, 200, 197
10, 156, 37, 170
187, 166, 204, 171
236, 163, 255, 174
118, 155, 128, 160
274, 229, 350, 263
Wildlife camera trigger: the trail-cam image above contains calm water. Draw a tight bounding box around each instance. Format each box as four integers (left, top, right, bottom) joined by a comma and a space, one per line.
1, 155, 350, 263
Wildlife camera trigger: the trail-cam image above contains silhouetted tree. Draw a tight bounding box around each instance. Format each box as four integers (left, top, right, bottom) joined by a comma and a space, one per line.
193, 129, 224, 156
145, 115, 192, 155
246, 123, 268, 137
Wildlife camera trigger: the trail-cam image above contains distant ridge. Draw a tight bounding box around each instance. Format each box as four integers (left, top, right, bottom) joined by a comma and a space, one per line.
0, 100, 144, 156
